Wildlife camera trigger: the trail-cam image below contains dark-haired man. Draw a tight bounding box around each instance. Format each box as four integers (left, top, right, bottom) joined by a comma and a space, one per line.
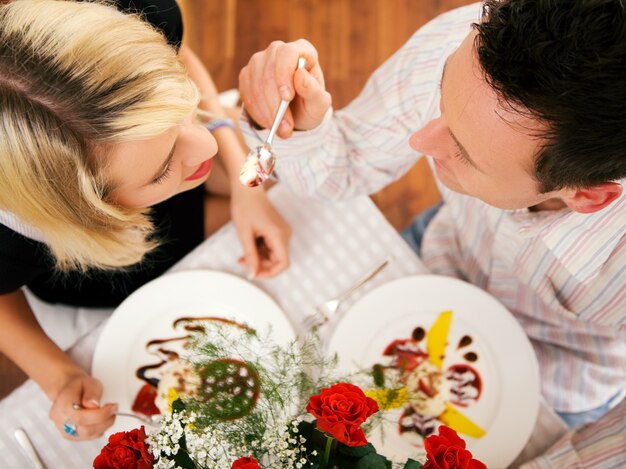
238, 0, 626, 466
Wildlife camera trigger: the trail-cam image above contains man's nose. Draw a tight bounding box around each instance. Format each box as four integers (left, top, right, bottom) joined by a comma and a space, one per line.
409, 118, 450, 158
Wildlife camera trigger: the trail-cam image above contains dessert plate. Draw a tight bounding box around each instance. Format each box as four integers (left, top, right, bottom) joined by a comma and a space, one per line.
326, 275, 539, 468
92, 270, 294, 434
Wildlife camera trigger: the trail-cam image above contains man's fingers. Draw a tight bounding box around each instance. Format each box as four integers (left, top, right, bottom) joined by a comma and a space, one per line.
240, 47, 280, 129
240, 39, 324, 137
274, 39, 320, 97
293, 68, 332, 123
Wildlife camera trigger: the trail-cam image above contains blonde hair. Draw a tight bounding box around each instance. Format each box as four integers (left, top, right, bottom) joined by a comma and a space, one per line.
0, 0, 199, 271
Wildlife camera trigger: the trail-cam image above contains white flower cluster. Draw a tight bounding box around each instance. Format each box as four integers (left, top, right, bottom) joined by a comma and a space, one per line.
149, 411, 236, 469
147, 410, 185, 469
148, 409, 314, 468
258, 415, 312, 469
184, 413, 235, 469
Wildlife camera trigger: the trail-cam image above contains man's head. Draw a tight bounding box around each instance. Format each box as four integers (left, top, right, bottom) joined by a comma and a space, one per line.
410, 0, 625, 212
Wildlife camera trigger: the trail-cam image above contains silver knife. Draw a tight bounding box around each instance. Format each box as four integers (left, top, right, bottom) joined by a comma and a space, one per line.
14, 428, 46, 469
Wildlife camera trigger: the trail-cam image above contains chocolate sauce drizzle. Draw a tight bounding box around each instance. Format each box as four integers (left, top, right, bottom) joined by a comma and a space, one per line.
136, 316, 251, 386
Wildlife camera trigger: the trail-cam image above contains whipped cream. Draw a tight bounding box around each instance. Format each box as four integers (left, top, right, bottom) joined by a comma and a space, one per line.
405, 361, 450, 417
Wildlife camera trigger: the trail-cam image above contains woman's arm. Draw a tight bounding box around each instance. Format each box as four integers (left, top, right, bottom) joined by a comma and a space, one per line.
178, 45, 292, 278
0, 291, 116, 439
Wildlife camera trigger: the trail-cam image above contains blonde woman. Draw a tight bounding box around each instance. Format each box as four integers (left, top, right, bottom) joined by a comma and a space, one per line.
0, 0, 291, 439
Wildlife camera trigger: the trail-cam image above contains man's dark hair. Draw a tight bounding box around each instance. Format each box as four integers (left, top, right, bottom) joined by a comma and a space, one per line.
475, 0, 626, 192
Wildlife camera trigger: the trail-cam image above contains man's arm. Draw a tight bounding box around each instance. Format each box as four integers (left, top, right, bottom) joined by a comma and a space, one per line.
238, 6, 480, 200
521, 396, 626, 468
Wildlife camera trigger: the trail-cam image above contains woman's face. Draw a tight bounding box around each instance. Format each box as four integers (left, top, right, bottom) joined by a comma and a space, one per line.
106, 113, 218, 208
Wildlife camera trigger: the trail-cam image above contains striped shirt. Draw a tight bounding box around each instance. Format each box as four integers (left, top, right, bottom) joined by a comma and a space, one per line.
241, 3, 626, 466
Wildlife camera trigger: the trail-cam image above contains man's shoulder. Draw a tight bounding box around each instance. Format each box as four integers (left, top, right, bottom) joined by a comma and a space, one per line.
399, 2, 482, 66
532, 192, 626, 281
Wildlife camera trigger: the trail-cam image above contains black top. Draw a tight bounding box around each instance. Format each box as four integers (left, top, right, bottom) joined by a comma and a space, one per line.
0, 0, 205, 307
115, 0, 183, 49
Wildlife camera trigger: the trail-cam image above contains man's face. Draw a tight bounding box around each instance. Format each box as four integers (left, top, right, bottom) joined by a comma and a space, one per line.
410, 30, 559, 209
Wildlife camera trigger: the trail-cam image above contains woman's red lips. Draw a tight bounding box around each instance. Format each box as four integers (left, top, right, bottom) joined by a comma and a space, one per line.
185, 158, 213, 181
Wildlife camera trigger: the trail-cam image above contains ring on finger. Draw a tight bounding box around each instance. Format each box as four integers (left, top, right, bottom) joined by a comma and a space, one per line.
63, 419, 78, 437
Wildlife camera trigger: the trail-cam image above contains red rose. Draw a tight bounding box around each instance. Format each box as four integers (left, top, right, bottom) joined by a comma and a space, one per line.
93, 426, 154, 469
424, 426, 487, 469
231, 456, 262, 469
306, 382, 379, 447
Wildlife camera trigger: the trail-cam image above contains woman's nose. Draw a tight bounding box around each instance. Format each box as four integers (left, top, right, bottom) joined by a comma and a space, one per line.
409, 118, 450, 158
181, 123, 219, 166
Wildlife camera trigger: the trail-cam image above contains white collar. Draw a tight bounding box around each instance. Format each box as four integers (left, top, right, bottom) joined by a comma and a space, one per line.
0, 210, 46, 243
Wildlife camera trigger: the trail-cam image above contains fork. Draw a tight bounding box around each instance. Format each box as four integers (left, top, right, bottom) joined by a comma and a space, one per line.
72, 403, 160, 427
303, 257, 392, 329
115, 412, 161, 427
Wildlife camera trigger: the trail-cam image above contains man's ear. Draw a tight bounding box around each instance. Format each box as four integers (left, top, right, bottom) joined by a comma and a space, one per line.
562, 182, 623, 214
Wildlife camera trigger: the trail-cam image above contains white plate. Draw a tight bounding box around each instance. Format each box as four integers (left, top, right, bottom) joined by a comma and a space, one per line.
327, 275, 539, 468
92, 269, 294, 434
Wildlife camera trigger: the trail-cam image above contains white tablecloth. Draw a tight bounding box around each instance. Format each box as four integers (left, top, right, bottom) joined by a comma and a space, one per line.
0, 186, 568, 468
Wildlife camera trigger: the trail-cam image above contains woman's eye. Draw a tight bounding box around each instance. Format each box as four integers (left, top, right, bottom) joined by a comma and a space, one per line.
152, 165, 173, 184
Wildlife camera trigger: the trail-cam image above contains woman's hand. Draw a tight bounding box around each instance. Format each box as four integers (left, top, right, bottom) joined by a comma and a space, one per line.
48, 370, 117, 441
230, 185, 292, 278
238, 39, 332, 139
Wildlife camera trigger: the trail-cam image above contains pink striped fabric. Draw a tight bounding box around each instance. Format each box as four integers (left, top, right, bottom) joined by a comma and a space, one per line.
241, 3, 626, 466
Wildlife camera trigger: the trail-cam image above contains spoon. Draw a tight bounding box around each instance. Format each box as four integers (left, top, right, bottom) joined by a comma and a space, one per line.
239, 57, 307, 187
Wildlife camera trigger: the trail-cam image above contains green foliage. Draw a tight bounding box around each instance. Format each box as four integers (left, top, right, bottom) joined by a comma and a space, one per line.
372, 364, 386, 387
402, 459, 424, 469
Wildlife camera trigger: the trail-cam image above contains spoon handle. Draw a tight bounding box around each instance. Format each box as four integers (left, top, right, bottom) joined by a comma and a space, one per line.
266, 100, 289, 145
265, 57, 307, 146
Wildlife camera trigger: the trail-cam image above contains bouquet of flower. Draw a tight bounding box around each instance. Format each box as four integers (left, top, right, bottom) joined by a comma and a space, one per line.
92, 321, 486, 469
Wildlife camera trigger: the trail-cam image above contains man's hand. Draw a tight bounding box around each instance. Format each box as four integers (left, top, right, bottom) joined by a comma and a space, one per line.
239, 39, 332, 139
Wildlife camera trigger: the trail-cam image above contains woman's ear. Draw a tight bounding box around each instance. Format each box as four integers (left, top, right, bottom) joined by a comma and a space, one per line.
562, 182, 623, 214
